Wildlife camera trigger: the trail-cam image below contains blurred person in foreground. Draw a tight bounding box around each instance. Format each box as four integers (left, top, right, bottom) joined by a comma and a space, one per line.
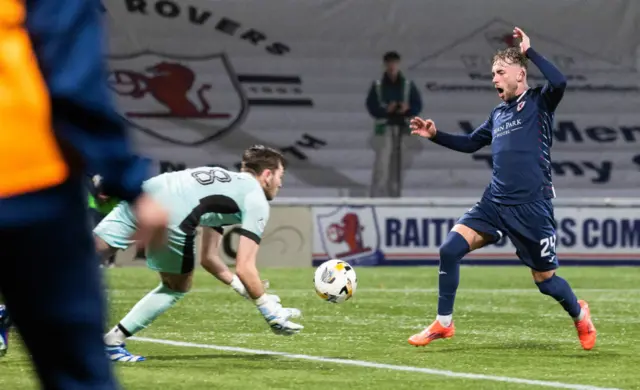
0, 1, 168, 388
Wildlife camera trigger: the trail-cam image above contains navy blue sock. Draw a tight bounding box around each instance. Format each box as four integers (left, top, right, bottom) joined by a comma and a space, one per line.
536, 275, 581, 318
437, 231, 470, 316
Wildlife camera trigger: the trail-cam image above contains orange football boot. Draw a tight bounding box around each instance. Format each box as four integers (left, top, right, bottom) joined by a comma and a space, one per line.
408, 320, 455, 347
574, 300, 596, 350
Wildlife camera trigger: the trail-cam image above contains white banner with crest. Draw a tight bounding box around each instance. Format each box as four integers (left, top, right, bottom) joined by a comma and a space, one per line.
104, 0, 640, 197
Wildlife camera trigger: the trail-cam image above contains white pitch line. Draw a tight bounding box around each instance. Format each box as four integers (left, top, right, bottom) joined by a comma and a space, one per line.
130, 336, 619, 390
111, 288, 640, 294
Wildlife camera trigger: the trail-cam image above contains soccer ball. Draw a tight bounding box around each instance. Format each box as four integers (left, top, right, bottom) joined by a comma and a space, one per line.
313, 259, 357, 303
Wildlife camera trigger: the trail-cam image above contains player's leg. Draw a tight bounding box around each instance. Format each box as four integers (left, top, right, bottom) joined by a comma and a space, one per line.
0, 205, 118, 389
91, 209, 118, 268
504, 200, 596, 350
104, 234, 195, 362
436, 224, 494, 324
103, 271, 192, 362
93, 202, 138, 261
409, 200, 502, 346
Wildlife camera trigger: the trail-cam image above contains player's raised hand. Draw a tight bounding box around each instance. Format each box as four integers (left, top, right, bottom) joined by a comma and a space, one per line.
513, 27, 531, 54
410, 117, 437, 139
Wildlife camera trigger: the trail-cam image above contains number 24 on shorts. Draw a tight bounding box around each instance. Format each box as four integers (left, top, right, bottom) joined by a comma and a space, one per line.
540, 234, 557, 261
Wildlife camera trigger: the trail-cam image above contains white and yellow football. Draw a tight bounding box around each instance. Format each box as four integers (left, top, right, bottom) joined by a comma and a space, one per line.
313, 259, 357, 303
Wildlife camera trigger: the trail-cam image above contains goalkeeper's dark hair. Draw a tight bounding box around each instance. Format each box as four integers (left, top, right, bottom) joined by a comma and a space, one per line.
241, 145, 286, 175
492, 47, 528, 69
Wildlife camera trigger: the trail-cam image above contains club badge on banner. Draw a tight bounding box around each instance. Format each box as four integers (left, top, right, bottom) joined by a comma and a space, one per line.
102, 0, 640, 197
312, 206, 640, 266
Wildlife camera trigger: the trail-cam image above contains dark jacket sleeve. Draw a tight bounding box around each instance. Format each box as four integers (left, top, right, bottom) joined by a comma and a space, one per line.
26, 0, 149, 202
365, 82, 387, 119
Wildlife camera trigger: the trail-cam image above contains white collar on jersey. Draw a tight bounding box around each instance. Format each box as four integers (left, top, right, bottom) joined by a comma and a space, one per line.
516, 88, 530, 102
501, 88, 530, 107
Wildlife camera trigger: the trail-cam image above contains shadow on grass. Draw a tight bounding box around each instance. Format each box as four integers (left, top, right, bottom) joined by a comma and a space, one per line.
147, 354, 277, 361
416, 341, 622, 358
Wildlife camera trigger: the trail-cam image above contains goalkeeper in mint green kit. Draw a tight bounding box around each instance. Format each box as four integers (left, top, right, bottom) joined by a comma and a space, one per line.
94, 145, 302, 362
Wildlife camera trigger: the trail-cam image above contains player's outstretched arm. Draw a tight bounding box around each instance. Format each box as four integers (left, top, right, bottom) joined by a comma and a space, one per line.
236, 236, 303, 335
200, 227, 235, 284
200, 227, 276, 300
235, 235, 266, 298
410, 117, 491, 153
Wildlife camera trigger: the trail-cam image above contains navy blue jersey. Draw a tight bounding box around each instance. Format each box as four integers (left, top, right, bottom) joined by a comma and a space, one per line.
430, 48, 567, 205
471, 83, 564, 204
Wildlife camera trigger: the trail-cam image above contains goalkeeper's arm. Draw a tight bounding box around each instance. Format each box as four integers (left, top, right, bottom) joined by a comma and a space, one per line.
200, 227, 249, 297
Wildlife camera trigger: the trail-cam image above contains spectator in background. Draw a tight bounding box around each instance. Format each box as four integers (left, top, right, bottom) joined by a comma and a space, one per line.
366, 51, 423, 197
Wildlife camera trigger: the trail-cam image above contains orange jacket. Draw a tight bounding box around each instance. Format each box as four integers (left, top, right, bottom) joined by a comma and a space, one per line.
0, 1, 69, 197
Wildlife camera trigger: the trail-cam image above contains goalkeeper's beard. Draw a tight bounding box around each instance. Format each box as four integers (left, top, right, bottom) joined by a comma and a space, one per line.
264, 179, 276, 201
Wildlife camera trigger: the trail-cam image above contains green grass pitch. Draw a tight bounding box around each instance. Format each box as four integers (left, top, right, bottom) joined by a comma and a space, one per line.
1, 266, 639, 389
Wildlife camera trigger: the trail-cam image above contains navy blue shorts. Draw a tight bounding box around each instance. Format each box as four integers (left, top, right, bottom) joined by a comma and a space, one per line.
457, 198, 558, 271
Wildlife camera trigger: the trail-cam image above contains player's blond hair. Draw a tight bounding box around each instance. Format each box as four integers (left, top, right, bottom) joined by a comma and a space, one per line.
492, 47, 528, 69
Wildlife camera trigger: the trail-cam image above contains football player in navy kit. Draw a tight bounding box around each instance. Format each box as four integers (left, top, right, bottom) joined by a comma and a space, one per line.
407, 27, 596, 350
